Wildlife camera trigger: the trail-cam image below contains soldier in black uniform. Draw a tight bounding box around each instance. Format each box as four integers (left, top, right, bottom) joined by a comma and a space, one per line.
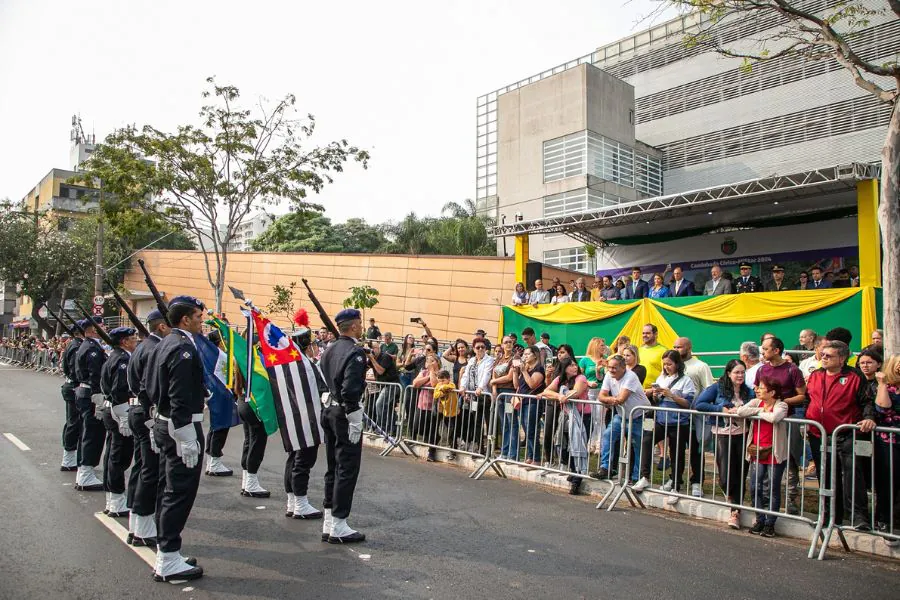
99, 327, 138, 518
319, 308, 367, 544
60, 328, 84, 471
146, 296, 206, 582
126, 309, 170, 548
734, 261, 763, 293
73, 317, 108, 491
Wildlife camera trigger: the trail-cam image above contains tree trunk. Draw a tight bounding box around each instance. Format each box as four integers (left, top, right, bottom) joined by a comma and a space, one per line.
880, 101, 900, 357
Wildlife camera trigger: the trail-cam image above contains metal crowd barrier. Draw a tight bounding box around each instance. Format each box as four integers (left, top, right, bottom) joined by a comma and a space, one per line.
360, 380, 414, 456
0, 347, 63, 374
600, 405, 830, 559
818, 423, 900, 559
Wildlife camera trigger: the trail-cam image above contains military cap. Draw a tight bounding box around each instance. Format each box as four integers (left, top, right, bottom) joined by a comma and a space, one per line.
108, 327, 137, 344
739, 261, 752, 269
168, 295, 205, 310
335, 308, 361, 324
770, 264, 785, 272
146, 309, 165, 322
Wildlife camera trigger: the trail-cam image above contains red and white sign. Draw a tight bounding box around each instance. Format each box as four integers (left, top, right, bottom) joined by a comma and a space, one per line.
92, 305, 104, 316
38, 306, 48, 319
93, 295, 105, 307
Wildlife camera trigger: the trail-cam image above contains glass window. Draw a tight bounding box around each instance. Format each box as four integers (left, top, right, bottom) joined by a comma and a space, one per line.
543, 247, 588, 273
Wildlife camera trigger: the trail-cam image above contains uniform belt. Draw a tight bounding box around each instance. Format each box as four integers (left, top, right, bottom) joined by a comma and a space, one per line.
78, 383, 91, 389
128, 398, 141, 407
157, 413, 203, 423
103, 400, 112, 408
65, 378, 74, 384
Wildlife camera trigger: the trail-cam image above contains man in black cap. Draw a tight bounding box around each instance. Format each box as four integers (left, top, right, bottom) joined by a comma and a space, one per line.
765, 264, 790, 292
734, 261, 763, 293
100, 326, 138, 517
126, 308, 170, 548
146, 296, 206, 582
318, 308, 367, 543
73, 317, 108, 491
59, 321, 84, 472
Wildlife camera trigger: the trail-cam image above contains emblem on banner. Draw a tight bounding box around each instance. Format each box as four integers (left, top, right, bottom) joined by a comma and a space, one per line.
721, 237, 737, 255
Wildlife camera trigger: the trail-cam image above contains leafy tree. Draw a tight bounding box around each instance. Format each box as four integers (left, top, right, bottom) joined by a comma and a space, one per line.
342, 285, 380, 323
332, 218, 389, 253
0, 201, 94, 335
381, 212, 436, 254
659, 0, 899, 352
251, 212, 387, 253
81, 77, 369, 313
267, 282, 297, 325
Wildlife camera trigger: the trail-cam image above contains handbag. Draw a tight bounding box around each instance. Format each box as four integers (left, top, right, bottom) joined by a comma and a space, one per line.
746, 444, 772, 462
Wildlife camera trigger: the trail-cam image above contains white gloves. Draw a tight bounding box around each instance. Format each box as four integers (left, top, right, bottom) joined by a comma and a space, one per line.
111, 404, 132, 437
170, 422, 200, 469
145, 419, 159, 454
90, 393, 105, 409
346, 409, 364, 444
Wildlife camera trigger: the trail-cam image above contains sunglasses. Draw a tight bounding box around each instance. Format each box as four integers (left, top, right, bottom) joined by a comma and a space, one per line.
474, 345, 486, 350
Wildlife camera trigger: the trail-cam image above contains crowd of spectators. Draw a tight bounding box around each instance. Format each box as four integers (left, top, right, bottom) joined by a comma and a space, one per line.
0, 334, 69, 370
512, 263, 863, 305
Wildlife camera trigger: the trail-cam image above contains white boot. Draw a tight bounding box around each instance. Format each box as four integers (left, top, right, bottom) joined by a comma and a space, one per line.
205, 455, 233, 476
128, 512, 136, 534
292, 495, 323, 520
108, 492, 128, 517
153, 550, 202, 582
329, 516, 365, 543
241, 469, 248, 493
285, 493, 296, 517
75, 465, 103, 490
132, 513, 158, 546
322, 508, 333, 542
60, 449, 77, 470
104, 492, 112, 514
241, 473, 271, 498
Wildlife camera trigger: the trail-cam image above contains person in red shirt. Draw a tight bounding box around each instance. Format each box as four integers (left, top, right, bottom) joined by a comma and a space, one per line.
806, 340, 876, 530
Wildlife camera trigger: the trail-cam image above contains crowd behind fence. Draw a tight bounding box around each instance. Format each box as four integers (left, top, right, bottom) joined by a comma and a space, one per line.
2, 333, 897, 561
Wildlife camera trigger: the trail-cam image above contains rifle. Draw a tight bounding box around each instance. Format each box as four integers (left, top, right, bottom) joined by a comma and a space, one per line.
42, 303, 74, 337
104, 279, 150, 338
137, 259, 171, 326
60, 307, 85, 335
301, 278, 339, 339
73, 299, 115, 346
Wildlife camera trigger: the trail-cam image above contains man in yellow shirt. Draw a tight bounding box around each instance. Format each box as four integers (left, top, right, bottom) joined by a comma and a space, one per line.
640, 324, 667, 388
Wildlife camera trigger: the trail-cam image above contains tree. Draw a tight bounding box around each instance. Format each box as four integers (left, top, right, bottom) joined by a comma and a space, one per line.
381, 212, 436, 254
342, 285, 380, 324
267, 282, 297, 325
0, 201, 94, 335
251, 212, 387, 253
441, 198, 496, 255
661, 0, 899, 353
332, 218, 389, 253
81, 77, 369, 313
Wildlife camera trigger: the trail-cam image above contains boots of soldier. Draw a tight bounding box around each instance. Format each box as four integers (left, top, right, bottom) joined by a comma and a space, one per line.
292, 495, 323, 520
205, 455, 233, 477
75, 465, 103, 491
241, 471, 270, 498
60, 449, 77, 471
328, 517, 365, 544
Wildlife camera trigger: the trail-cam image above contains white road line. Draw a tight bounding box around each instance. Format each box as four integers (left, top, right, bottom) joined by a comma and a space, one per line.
3, 433, 31, 451
94, 512, 156, 568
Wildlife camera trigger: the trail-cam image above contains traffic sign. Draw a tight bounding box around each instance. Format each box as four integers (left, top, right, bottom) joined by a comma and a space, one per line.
37, 306, 48, 319
92, 305, 104, 316
93, 295, 105, 306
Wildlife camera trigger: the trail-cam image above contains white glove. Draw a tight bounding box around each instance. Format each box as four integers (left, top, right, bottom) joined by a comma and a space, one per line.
346, 409, 364, 444
146, 419, 160, 454
111, 404, 132, 437
170, 422, 200, 469
90, 393, 105, 409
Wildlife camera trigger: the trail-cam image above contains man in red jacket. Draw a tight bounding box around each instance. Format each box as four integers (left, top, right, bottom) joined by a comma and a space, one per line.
806, 340, 876, 530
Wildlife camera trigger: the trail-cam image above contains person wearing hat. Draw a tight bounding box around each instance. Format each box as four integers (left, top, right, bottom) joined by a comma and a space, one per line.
73, 317, 108, 491
318, 308, 368, 543
125, 308, 171, 548
365, 318, 381, 341
765, 264, 790, 292
100, 326, 139, 517
59, 318, 85, 472
734, 261, 763, 294
145, 296, 207, 582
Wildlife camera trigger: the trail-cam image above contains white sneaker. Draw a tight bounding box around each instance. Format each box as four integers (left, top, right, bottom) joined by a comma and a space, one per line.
665, 495, 680, 506
691, 483, 703, 498
661, 479, 674, 492
61, 449, 77, 469
241, 473, 270, 498
75, 466, 103, 490
205, 456, 233, 476
632, 477, 651, 492
292, 495, 323, 519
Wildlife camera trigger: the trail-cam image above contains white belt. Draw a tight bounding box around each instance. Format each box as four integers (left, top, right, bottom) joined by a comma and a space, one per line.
65, 378, 74, 384
103, 400, 112, 408
157, 413, 203, 423
78, 383, 91, 389
128, 398, 141, 407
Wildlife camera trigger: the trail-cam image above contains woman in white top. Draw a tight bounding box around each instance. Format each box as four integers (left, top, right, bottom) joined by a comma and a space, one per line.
458, 337, 495, 454
550, 284, 569, 304
695, 359, 755, 530
511, 282, 528, 306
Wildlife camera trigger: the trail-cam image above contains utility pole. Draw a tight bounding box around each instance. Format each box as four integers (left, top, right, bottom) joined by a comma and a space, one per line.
93, 182, 105, 298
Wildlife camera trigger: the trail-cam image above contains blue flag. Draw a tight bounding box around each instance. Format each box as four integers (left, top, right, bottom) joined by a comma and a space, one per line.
195, 331, 241, 431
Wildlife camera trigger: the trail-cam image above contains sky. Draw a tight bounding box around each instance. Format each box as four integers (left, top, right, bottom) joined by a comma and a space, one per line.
0, 0, 672, 226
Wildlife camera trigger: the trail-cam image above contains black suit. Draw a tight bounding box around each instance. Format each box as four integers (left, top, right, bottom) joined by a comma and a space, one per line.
623, 279, 650, 299
734, 276, 763, 293
126, 333, 162, 517
74, 337, 107, 467
669, 279, 696, 297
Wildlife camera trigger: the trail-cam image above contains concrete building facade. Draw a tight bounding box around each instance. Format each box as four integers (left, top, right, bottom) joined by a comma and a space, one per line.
478, 0, 896, 275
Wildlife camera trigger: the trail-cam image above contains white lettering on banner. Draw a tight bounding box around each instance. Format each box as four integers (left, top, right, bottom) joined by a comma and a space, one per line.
690, 256, 774, 269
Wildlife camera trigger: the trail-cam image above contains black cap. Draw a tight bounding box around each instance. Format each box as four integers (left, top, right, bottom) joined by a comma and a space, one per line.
739, 261, 752, 269
771, 264, 785, 272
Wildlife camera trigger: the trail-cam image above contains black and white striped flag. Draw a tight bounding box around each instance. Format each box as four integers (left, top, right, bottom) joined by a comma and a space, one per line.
267, 355, 325, 451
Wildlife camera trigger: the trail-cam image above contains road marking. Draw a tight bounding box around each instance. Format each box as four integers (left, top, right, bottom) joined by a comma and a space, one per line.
94, 512, 156, 568
3, 433, 31, 451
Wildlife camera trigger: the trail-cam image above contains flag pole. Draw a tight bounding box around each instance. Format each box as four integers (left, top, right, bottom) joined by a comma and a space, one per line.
245, 304, 254, 404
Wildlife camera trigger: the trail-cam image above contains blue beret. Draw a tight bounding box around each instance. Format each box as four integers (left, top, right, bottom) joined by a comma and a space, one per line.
108, 327, 136, 342
168, 295, 205, 310
146, 309, 165, 322
335, 308, 361, 324
92, 316, 104, 325
76, 319, 91, 329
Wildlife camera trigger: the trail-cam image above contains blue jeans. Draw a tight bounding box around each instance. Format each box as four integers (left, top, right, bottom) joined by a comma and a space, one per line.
520, 398, 544, 462
749, 461, 787, 525
374, 385, 399, 436
599, 413, 644, 481
501, 401, 520, 460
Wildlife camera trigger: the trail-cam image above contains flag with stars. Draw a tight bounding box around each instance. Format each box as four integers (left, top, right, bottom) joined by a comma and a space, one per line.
251, 310, 324, 450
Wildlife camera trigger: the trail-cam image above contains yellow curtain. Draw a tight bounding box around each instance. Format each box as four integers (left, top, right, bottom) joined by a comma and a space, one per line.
861, 286, 877, 345
504, 300, 640, 324
649, 288, 861, 324
613, 300, 679, 351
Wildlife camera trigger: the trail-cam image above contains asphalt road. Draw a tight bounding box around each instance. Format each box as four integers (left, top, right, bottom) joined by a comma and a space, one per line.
1, 362, 897, 600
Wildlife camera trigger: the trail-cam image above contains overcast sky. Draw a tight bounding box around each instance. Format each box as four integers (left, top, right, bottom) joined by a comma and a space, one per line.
0, 0, 671, 225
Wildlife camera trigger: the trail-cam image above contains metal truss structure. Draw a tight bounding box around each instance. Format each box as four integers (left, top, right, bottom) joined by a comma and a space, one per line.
489, 163, 881, 247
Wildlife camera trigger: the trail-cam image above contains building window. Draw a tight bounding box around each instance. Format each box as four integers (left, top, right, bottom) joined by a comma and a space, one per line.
544, 247, 589, 273
543, 133, 586, 182
543, 188, 622, 217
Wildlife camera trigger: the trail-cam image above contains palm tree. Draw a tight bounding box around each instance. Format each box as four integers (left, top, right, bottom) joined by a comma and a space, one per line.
441, 198, 495, 256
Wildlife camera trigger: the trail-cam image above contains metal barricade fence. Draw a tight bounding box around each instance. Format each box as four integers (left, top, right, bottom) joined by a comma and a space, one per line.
360, 380, 413, 456
818, 423, 900, 559
601, 404, 831, 559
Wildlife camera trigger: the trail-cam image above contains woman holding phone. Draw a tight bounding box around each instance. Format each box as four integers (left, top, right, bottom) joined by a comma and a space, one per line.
511, 346, 546, 464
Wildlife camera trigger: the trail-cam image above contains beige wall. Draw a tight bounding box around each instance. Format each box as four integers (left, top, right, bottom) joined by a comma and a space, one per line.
124, 250, 517, 342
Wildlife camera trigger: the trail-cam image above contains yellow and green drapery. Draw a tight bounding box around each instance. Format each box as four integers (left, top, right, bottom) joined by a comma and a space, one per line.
500, 288, 881, 363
